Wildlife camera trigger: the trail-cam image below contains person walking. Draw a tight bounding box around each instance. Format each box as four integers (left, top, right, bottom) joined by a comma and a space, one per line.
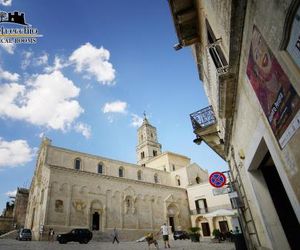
159, 223, 170, 248
48, 228, 55, 242
112, 227, 119, 244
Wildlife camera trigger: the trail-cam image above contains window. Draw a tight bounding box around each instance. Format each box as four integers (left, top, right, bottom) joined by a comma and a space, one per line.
119, 167, 124, 177
195, 199, 208, 214
141, 152, 145, 159
153, 150, 157, 157
98, 163, 103, 174
176, 175, 181, 186
206, 19, 228, 74
74, 158, 81, 170
141, 164, 145, 167
151, 133, 153, 138
137, 170, 142, 180
55, 200, 64, 213
154, 173, 158, 183
172, 164, 175, 171
141, 135, 143, 141
196, 177, 200, 184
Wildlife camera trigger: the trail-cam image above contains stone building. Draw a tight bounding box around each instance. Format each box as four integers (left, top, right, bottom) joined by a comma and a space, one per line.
13, 188, 29, 229
168, 0, 300, 249
25, 117, 235, 240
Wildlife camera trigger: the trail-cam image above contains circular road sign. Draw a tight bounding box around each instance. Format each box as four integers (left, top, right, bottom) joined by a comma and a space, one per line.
209, 172, 226, 188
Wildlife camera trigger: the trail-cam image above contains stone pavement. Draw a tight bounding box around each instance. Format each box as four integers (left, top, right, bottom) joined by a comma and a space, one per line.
0, 239, 235, 250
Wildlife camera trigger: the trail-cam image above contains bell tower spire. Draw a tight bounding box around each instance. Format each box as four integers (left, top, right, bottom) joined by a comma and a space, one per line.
136, 115, 162, 166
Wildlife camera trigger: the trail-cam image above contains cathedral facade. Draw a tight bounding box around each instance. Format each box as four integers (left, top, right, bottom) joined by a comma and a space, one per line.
25, 118, 209, 240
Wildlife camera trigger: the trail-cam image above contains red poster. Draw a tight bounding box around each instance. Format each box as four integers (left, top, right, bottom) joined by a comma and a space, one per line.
247, 26, 300, 148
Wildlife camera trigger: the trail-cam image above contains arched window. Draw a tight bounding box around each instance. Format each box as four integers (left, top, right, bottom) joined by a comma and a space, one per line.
137, 170, 142, 180
141, 151, 145, 159
154, 173, 158, 183
98, 163, 103, 174
74, 158, 81, 170
196, 177, 200, 184
119, 167, 124, 177
176, 175, 181, 186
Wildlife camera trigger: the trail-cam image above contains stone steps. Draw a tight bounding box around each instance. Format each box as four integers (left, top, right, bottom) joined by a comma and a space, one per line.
0, 230, 18, 239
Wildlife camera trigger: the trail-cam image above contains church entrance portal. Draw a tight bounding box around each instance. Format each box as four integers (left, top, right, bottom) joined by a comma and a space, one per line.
169, 217, 175, 233
92, 212, 100, 231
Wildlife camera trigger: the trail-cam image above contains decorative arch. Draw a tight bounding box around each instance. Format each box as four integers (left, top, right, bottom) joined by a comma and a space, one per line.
90, 200, 103, 231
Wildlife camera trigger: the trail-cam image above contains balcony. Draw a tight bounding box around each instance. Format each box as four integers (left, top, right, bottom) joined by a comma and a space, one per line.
190, 106, 225, 159
168, 0, 199, 47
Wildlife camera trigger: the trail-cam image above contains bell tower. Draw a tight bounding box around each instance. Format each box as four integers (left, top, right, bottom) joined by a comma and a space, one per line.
136, 114, 162, 166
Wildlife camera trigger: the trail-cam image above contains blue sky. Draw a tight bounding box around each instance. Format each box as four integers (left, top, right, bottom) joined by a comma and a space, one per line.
0, 0, 227, 211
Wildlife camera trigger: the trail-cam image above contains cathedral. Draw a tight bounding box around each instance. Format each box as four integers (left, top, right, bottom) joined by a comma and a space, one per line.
24, 117, 227, 240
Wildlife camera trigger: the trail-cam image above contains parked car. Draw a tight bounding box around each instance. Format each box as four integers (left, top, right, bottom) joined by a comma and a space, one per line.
16, 228, 32, 241
56, 228, 93, 244
173, 230, 190, 240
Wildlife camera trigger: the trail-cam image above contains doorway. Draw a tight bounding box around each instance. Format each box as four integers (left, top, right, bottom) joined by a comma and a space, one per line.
219, 221, 229, 234
169, 217, 175, 233
92, 212, 100, 231
201, 222, 211, 236
260, 152, 299, 250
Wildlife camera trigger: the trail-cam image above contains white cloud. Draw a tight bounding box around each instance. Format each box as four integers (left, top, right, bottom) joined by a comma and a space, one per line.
69, 43, 116, 84
0, 71, 84, 130
74, 122, 91, 139
0, 138, 35, 168
131, 114, 143, 127
0, 43, 15, 54
44, 56, 68, 73
0, 68, 19, 81
0, 0, 12, 7
21, 51, 33, 69
102, 101, 127, 114
22, 51, 49, 69
5, 190, 17, 197
36, 52, 48, 66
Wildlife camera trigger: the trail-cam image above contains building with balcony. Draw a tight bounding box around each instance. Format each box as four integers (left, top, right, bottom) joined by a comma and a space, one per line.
168, 0, 300, 249
187, 182, 238, 238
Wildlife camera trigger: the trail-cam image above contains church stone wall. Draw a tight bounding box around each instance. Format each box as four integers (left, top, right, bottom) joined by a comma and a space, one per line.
46, 146, 171, 186
43, 165, 191, 239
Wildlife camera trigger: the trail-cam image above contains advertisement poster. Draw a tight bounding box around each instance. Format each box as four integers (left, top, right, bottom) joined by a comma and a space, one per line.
247, 25, 300, 148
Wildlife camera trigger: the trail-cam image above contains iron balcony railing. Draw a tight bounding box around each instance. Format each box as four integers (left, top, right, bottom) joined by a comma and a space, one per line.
190, 204, 233, 215
190, 105, 216, 131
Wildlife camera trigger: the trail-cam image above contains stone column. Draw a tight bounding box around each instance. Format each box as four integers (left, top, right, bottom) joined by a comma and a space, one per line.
120, 195, 124, 229
66, 187, 72, 226
150, 198, 154, 229
207, 217, 214, 238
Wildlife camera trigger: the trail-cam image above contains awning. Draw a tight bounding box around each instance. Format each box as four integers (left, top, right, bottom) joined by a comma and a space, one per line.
205, 209, 237, 217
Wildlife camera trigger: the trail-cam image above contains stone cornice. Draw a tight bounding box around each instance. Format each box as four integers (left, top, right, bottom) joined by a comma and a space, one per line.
47, 164, 186, 192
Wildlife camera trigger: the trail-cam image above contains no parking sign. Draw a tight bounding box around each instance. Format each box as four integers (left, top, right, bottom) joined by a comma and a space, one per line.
209, 172, 226, 188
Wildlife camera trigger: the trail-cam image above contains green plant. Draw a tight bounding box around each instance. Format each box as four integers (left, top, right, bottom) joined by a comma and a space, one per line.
189, 227, 200, 234
189, 227, 201, 242
212, 229, 222, 242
